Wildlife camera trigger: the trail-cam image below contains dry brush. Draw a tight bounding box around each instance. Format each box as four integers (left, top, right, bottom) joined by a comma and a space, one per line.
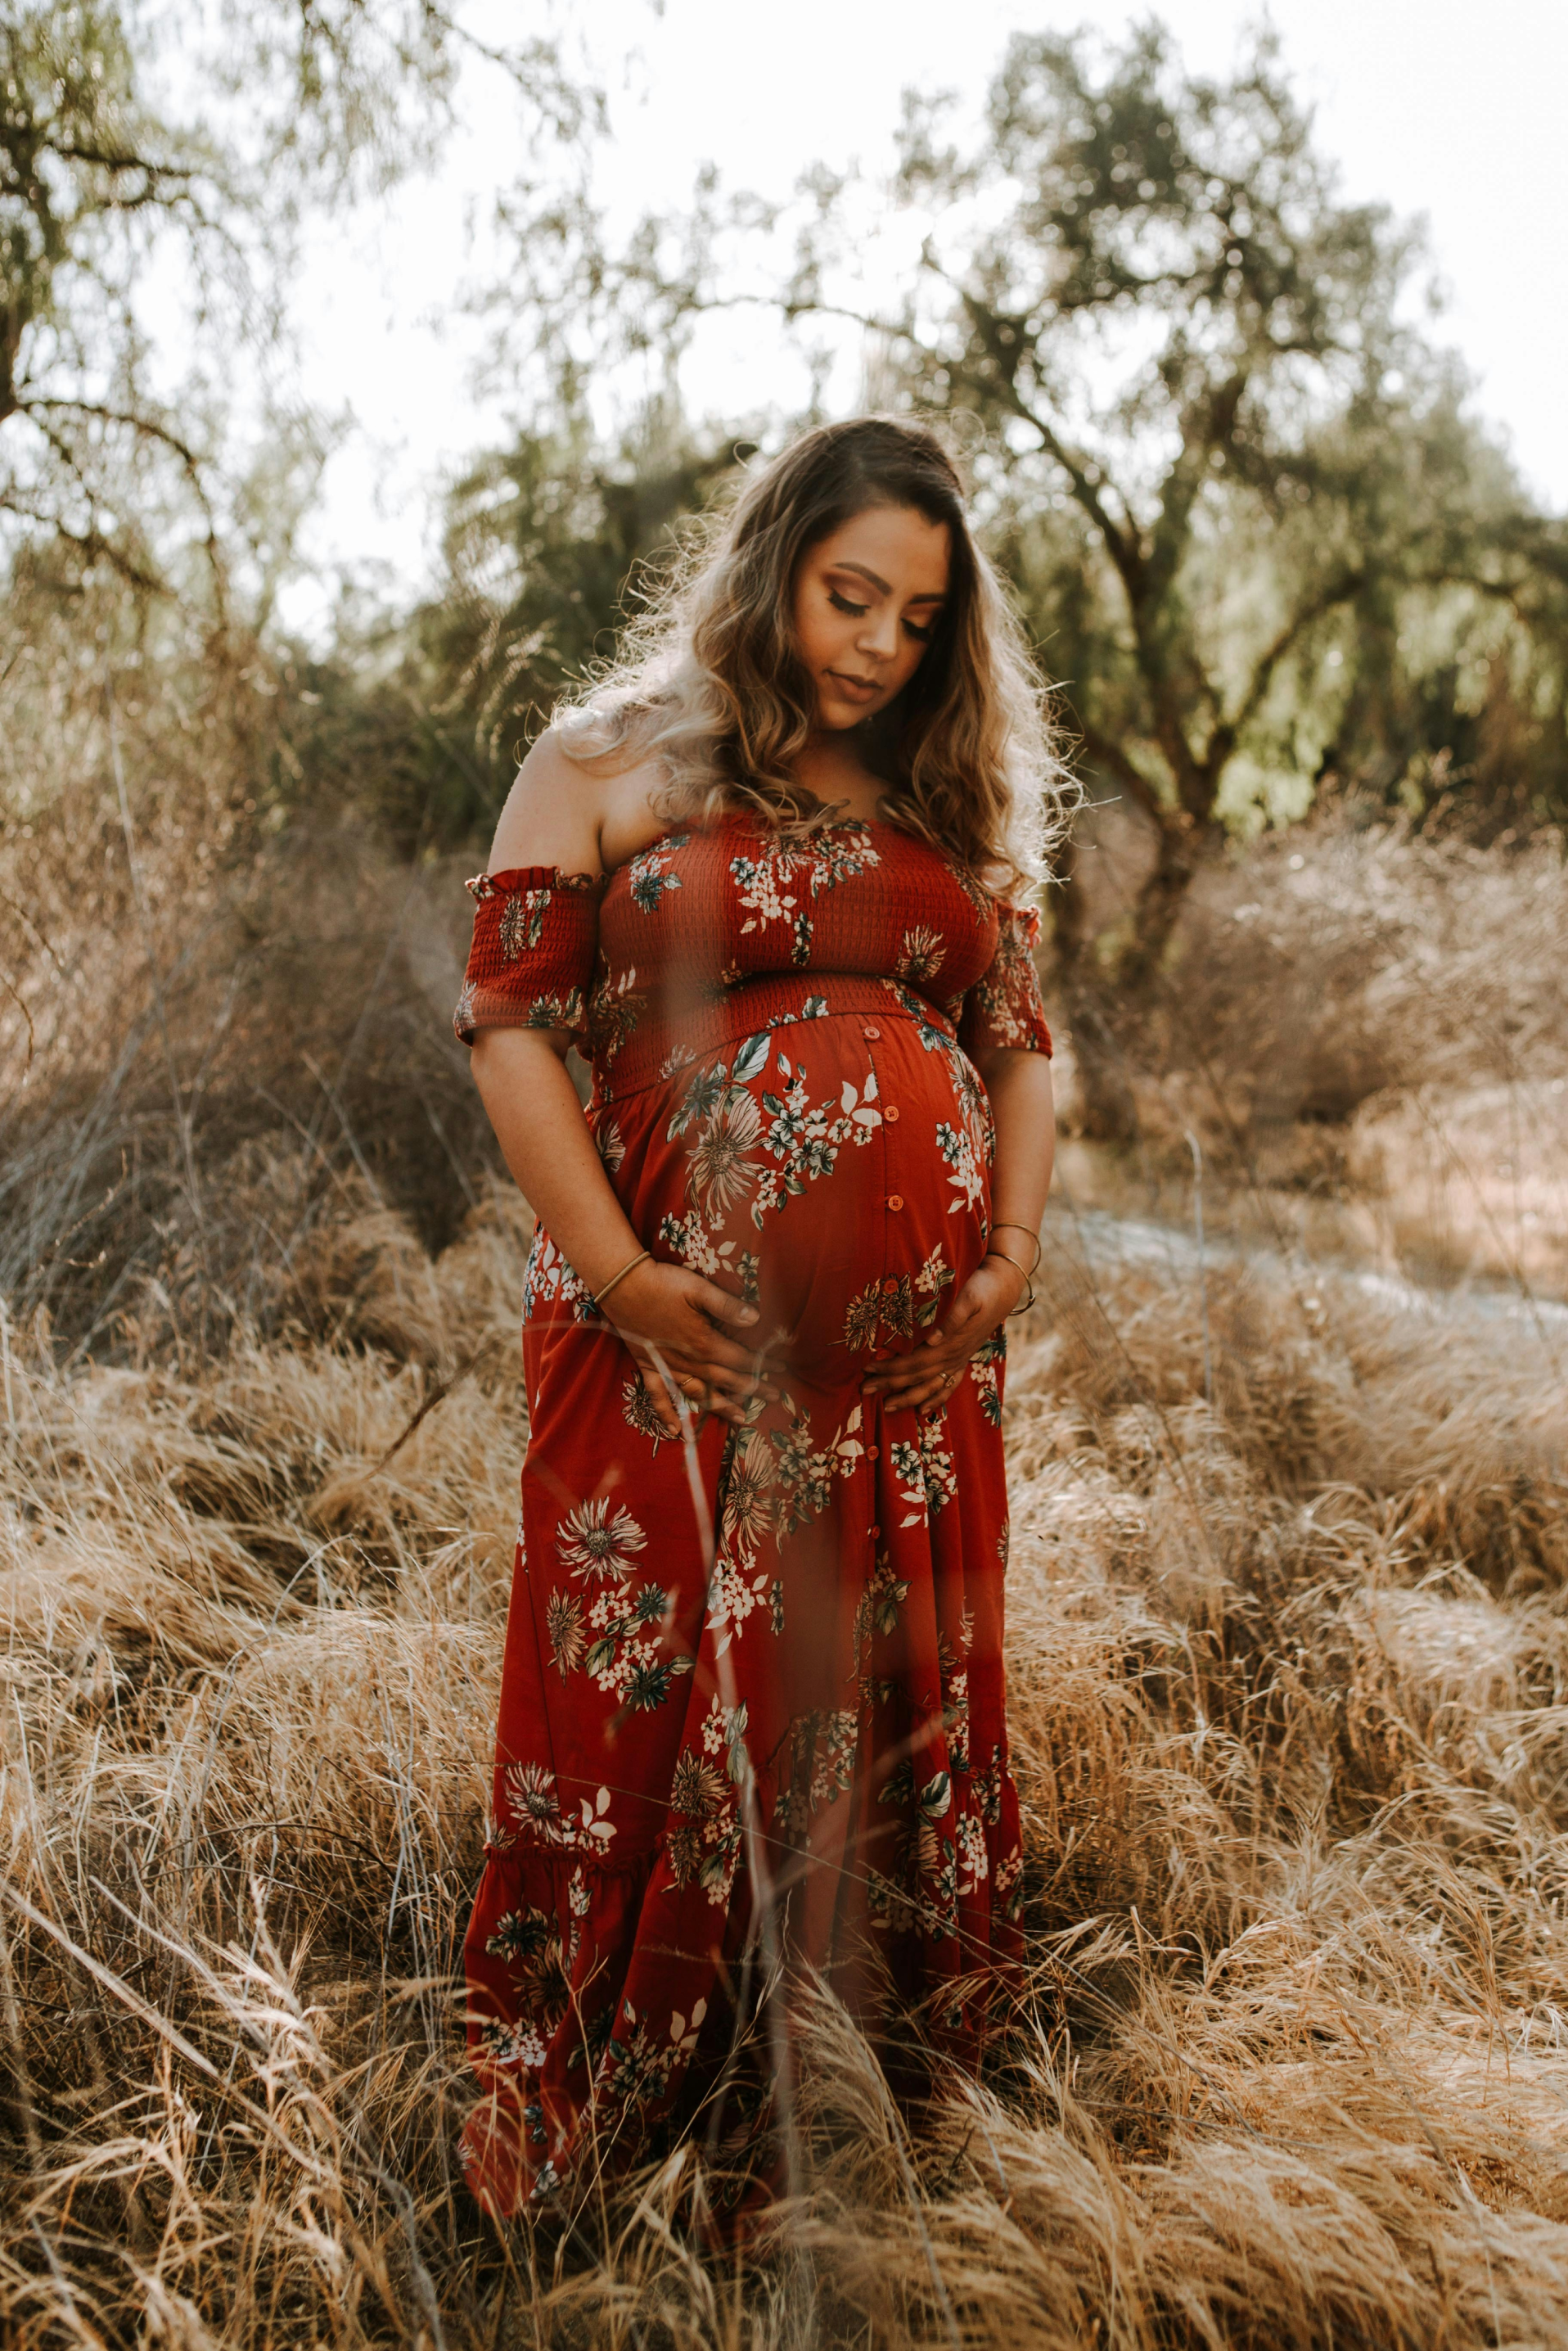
2, 1184, 1567, 2345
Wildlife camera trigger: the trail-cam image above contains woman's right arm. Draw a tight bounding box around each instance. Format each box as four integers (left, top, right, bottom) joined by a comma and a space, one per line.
469, 736, 772, 1435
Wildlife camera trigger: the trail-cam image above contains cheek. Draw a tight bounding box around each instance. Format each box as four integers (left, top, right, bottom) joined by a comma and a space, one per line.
795, 598, 850, 670
791, 589, 826, 666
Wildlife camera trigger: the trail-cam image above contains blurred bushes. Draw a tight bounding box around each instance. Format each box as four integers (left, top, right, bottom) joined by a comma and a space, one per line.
273, 417, 746, 857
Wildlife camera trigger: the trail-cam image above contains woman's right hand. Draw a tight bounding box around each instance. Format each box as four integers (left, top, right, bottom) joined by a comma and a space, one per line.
602, 1260, 777, 1436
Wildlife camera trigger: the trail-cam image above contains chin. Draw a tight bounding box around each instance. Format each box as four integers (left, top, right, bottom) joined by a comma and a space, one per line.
821, 696, 885, 730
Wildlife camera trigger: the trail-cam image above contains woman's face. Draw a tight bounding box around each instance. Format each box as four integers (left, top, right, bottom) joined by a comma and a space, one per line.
791, 503, 952, 732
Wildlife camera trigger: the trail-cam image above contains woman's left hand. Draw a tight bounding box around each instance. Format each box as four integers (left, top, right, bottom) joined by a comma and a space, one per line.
858, 1254, 1025, 1418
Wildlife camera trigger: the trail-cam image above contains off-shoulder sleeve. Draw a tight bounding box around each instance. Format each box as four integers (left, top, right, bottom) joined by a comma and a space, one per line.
453, 867, 606, 1047
957, 901, 1054, 1059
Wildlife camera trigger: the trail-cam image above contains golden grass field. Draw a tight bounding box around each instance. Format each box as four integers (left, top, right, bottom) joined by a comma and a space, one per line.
4, 1163, 1568, 2346
4, 742, 1568, 2343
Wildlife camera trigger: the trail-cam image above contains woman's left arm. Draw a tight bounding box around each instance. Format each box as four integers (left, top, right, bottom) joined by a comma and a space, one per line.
860, 1046, 1055, 1416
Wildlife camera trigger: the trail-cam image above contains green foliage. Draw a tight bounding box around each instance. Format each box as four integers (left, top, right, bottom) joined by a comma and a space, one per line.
277, 417, 743, 854
1, 0, 593, 598
719, 21, 1566, 965
0, 1, 219, 578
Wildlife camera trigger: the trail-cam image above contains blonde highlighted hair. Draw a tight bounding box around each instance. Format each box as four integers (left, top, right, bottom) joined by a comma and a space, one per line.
555, 416, 1070, 894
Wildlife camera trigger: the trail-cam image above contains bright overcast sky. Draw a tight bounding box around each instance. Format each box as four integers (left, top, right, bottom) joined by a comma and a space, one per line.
281, 0, 1568, 623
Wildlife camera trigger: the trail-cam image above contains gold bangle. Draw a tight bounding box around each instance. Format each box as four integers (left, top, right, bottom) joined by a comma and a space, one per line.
985, 1245, 1036, 1313
989, 1221, 1042, 1275
592, 1248, 651, 1311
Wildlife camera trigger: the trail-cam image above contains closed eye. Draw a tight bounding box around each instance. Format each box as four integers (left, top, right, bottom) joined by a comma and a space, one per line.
830, 588, 939, 643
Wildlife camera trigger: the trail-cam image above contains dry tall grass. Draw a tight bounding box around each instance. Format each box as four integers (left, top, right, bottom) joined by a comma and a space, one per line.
8, 635, 1568, 2340
0, 590, 493, 1361
4, 1171, 1568, 2346
1057, 805, 1568, 1296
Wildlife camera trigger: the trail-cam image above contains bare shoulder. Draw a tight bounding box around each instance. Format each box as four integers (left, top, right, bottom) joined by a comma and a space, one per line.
487, 728, 673, 878
597, 750, 680, 871
486, 728, 607, 877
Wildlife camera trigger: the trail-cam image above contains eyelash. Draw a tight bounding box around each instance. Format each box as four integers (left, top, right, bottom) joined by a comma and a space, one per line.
828, 589, 935, 642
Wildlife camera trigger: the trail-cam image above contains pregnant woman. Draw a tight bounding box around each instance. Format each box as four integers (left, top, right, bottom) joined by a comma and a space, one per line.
454, 416, 1063, 2218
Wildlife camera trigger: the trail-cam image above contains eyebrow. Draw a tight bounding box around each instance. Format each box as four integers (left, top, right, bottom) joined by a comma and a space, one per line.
829, 559, 947, 604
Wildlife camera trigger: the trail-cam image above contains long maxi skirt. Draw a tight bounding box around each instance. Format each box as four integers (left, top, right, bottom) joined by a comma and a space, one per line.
459, 993, 1025, 2213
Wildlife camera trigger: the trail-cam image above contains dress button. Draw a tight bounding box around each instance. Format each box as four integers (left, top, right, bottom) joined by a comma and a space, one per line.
867, 1445, 879, 1462
884, 1105, 900, 1122
887, 1194, 903, 1212
863, 1023, 881, 1040
870, 1525, 881, 1540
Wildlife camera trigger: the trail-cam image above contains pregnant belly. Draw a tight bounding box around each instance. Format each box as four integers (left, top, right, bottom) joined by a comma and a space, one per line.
592, 997, 994, 1387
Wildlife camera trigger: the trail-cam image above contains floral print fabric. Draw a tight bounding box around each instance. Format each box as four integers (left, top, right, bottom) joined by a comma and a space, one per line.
455, 815, 1052, 2215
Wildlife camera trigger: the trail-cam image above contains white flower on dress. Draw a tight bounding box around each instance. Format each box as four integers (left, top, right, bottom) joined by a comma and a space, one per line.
720, 1428, 775, 1551
503, 1760, 564, 1836
556, 1498, 647, 1583
894, 925, 945, 984
546, 1588, 586, 1676
687, 1087, 762, 1218
480, 2016, 548, 2068
498, 887, 550, 962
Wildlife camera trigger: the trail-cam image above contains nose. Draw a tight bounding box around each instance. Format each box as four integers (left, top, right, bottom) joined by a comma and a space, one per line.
857, 605, 902, 665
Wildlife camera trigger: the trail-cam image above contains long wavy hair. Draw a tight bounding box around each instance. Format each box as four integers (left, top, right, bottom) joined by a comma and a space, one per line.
554, 417, 1070, 893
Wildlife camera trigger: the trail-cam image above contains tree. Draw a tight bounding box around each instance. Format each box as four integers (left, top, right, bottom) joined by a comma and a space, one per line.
277, 412, 742, 854
1, 2, 221, 584
871, 25, 1471, 972
617, 24, 1555, 986
1, 0, 593, 596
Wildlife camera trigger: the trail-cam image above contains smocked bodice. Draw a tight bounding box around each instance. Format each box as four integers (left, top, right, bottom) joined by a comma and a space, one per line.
455, 814, 1051, 1096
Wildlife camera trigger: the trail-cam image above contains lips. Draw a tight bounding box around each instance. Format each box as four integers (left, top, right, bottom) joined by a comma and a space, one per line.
827, 670, 881, 703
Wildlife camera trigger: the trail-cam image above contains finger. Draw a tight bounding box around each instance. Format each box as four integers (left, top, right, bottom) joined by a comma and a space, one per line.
871, 1353, 966, 1397
622, 1346, 683, 1433
919, 1372, 966, 1416
702, 1367, 769, 1410
665, 1357, 767, 1420
684, 1325, 769, 1377
657, 1345, 769, 1398
705, 1379, 777, 1415
689, 1342, 778, 1397
863, 1347, 960, 1384
648, 1387, 688, 1438
692, 1281, 762, 1331
664, 1374, 733, 1431
885, 1380, 954, 1418
930, 1288, 986, 1342
652, 1369, 697, 1430
863, 1372, 953, 1403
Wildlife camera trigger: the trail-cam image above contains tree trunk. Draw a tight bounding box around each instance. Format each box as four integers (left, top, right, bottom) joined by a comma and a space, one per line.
1047, 837, 1143, 1143
1115, 815, 1204, 991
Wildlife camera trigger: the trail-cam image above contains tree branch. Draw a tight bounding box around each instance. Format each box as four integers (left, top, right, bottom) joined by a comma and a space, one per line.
20, 394, 209, 480
0, 491, 165, 594
1212, 567, 1369, 765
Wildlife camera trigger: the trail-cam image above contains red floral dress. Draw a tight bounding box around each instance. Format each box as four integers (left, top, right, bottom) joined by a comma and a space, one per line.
453, 813, 1052, 2213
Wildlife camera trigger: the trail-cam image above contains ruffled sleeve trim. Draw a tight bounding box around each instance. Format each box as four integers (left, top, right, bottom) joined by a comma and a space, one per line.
466, 866, 606, 900
454, 866, 608, 1048
957, 901, 1053, 1060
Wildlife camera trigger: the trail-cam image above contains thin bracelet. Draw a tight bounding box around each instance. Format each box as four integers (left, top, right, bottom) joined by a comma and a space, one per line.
989, 1221, 1042, 1275
592, 1248, 651, 1311
985, 1244, 1036, 1313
